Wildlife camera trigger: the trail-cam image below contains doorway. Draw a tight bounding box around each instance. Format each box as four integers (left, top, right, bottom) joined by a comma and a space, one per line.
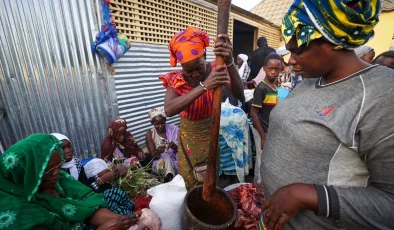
233, 20, 257, 65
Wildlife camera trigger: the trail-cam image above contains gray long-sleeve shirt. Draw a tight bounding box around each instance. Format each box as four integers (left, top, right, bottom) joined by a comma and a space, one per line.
261, 65, 394, 229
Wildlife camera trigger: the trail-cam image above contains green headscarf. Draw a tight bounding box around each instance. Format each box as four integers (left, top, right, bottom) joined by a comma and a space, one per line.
282, 0, 381, 49
0, 134, 106, 229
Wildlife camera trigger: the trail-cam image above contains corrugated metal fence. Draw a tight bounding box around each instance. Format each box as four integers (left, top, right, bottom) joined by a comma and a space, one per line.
0, 0, 117, 157
112, 43, 215, 146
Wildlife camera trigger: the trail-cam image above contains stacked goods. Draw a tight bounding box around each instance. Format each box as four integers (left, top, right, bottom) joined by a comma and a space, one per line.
228, 184, 265, 230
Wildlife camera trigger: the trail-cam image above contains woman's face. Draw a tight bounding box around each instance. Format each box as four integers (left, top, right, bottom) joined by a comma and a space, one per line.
61, 140, 73, 162
152, 116, 166, 133
361, 50, 375, 63
115, 127, 126, 143
181, 56, 207, 83
41, 151, 62, 189
286, 37, 336, 78
237, 56, 244, 66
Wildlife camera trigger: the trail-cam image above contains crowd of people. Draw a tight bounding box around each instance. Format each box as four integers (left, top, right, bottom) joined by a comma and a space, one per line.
1, 0, 394, 229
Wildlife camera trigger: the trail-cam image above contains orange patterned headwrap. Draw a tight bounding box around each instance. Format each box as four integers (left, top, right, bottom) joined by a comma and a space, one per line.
168, 27, 210, 67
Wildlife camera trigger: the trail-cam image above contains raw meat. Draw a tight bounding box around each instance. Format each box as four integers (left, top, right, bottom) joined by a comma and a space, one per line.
228, 184, 264, 230
128, 208, 162, 230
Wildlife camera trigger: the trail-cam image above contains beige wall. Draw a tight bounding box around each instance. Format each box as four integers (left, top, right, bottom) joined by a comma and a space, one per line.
365, 11, 394, 55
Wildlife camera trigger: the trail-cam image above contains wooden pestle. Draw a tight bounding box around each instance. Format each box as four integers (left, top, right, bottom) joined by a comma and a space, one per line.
202, 0, 232, 202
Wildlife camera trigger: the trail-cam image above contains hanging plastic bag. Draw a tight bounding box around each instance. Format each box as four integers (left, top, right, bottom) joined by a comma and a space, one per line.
91, 0, 131, 64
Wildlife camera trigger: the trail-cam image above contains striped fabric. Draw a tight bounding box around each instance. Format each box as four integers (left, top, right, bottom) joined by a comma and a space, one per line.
263, 93, 278, 106
159, 61, 218, 121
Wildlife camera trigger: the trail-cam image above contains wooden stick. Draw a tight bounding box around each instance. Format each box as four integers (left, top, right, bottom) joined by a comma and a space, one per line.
203, 0, 232, 202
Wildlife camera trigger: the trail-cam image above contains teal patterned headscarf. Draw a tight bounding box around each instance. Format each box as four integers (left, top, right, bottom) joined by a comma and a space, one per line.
282, 0, 381, 49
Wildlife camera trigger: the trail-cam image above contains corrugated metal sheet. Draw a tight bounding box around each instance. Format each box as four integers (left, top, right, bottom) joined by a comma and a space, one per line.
112, 43, 215, 147
0, 0, 117, 157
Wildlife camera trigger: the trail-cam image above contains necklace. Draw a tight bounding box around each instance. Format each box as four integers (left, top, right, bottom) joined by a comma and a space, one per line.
263, 80, 277, 91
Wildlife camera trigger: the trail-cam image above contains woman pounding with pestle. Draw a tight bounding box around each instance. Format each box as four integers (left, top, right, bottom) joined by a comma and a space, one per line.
159, 27, 244, 190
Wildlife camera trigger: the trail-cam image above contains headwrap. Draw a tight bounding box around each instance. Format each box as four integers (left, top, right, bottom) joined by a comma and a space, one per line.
355, 45, 374, 58
0, 134, 105, 229
148, 107, 166, 121
84, 159, 108, 178
282, 0, 381, 49
237, 54, 249, 81
52, 133, 82, 180
101, 119, 142, 161
168, 27, 210, 67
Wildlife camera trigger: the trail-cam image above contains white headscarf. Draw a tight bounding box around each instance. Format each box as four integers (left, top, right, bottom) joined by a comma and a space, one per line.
84, 158, 108, 178
148, 107, 166, 120
237, 54, 249, 81
355, 46, 374, 58
51, 133, 80, 180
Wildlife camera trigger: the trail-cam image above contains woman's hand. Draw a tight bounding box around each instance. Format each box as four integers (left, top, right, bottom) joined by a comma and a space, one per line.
262, 184, 318, 230
137, 151, 146, 160
113, 164, 127, 177
202, 65, 230, 90
100, 170, 117, 183
168, 141, 177, 151
214, 34, 234, 65
99, 213, 141, 230
155, 146, 166, 155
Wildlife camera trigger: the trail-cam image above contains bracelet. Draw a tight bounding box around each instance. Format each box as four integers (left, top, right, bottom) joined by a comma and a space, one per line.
199, 81, 208, 91
226, 58, 234, 67
98, 177, 104, 185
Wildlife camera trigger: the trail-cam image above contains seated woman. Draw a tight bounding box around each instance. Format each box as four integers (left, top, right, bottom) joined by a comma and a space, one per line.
101, 119, 151, 167
52, 133, 86, 181
0, 134, 138, 229
145, 107, 179, 182
84, 159, 135, 215
52, 133, 134, 217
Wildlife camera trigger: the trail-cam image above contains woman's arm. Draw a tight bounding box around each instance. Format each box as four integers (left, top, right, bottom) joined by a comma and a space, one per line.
164, 86, 206, 117
145, 130, 165, 159
90, 208, 139, 230
164, 66, 229, 117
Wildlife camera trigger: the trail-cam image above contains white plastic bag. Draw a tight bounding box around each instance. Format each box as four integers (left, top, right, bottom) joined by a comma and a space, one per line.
147, 175, 187, 230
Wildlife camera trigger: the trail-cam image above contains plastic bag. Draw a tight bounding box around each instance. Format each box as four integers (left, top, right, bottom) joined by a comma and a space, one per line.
91, 0, 130, 64
147, 175, 187, 230
128, 208, 162, 230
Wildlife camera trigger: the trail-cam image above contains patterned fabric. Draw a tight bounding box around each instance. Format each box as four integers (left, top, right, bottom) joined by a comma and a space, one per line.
219, 102, 250, 182
148, 107, 166, 120
0, 134, 106, 229
237, 54, 250, 81
282, 0, 381, 49
101, 119, 142, 162
159, 61, 219, 121
178, 117, 212, 190
151, 124, 179, 178
103, 187, 134, 215
168, 27, 210, 67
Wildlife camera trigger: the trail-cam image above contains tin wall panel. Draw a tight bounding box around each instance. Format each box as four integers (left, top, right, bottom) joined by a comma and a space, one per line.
0, 0, 117, 157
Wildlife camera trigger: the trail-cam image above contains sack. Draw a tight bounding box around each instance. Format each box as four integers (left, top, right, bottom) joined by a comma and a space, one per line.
148, 175, 187, 230
193, 162, 208, 183
180, 137, 208, 183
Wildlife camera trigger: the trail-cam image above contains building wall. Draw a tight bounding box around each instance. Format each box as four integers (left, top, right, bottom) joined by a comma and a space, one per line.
365, 11, 394, 55
0, 0, 117, 157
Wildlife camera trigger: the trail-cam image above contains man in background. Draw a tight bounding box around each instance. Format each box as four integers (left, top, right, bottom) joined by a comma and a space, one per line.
249, 37, 275, 81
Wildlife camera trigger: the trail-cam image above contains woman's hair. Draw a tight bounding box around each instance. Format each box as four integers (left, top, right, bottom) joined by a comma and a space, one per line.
373, 51, 394, 63
264, 53, 284, 66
